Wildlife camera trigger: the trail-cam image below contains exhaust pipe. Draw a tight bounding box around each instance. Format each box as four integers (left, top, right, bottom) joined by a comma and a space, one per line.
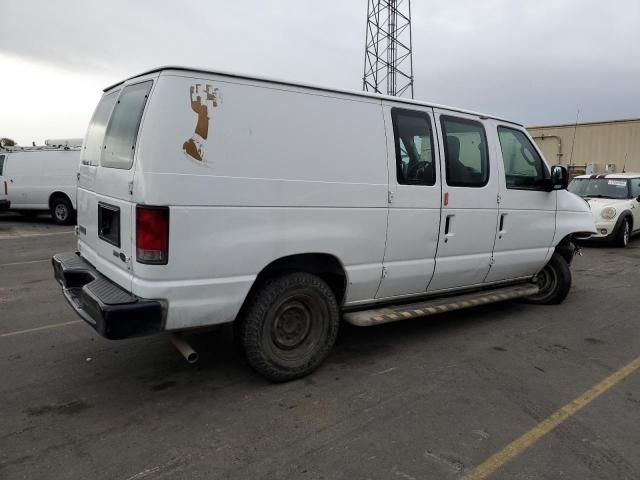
169, 333, 198, 364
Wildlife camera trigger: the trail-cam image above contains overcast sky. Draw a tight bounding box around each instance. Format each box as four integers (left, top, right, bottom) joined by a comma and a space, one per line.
1, 0, 639, 145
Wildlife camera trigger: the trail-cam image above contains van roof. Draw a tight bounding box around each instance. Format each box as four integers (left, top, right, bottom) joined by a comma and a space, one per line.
105, 65, 523, 127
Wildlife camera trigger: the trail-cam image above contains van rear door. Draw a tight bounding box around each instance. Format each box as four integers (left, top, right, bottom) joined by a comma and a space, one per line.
77, 80, 153, 292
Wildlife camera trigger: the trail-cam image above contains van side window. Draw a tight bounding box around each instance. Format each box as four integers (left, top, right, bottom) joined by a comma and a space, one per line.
441, 116, 489, 187
102, 81, 153, 170
82, 91, 118, 166
391, 109, 436, 186
497, 126, 548, 190
0, 155, 5, 176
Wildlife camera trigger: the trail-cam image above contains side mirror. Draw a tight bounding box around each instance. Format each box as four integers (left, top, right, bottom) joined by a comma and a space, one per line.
550, 165, 569, 190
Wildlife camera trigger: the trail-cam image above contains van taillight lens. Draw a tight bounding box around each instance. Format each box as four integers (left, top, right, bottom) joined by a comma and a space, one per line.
136, 205, 169, 264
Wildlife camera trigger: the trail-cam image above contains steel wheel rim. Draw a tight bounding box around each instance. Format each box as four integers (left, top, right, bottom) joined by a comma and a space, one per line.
533, 264, 558, 298
262, 288, 329, 366
55, 204, 68, 221
272, 300, 312, 350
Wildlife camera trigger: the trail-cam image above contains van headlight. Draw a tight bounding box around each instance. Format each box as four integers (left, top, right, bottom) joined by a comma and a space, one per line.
600, 207, 617, 220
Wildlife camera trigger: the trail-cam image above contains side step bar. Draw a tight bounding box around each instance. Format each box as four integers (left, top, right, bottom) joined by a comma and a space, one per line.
343, 283, 540, 327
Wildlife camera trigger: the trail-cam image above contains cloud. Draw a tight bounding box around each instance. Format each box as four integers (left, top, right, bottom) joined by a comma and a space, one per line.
0, 0, 638, 143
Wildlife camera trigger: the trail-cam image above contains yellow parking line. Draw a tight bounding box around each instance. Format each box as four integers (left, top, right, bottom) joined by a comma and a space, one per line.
464, 354, 640, 480
0, 320, 82, 338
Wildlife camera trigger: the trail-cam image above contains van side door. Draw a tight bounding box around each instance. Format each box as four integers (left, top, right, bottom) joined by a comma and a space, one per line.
376, 105, 441, 299
428, 111, 499, 292
485, 124, 556, 282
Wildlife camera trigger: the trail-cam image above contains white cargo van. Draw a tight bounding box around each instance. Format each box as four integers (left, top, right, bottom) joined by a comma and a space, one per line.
0, 153, 9, 210
53, 66, 596, 381
2, 142, 80, 224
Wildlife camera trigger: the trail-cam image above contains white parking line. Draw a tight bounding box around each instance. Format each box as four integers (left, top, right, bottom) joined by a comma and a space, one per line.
0, 320, 82, 338
0, 229, 74, 240
0, 259, 50, 267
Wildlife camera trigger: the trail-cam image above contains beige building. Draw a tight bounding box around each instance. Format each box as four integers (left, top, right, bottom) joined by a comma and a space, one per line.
528, 118, 640, 175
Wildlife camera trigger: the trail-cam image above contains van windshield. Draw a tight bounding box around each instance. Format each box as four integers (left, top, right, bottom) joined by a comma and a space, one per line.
568, 178, 631, 199
101, 81, 152, 170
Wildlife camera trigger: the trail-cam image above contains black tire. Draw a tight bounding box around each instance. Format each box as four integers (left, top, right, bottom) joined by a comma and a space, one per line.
235, 272, 340, 382
614, 217, 631, 248
50, 196, 74, 225
525, 253, 572, 305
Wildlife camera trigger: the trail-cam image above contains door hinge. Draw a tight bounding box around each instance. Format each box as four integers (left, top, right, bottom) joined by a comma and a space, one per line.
496, 193, 502, 204
128, 180, 134, 195
388, 191, 394, 204
382, 266, 388, 278
489, 257, 495, 266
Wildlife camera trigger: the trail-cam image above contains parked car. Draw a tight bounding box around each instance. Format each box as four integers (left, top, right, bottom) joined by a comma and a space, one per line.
0, 152, 9, 210
568, 173, 640, 247
1, 142, 80, 224
52, 66, 596, 382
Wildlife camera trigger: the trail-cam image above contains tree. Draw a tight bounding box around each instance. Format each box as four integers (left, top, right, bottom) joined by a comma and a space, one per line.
0, 138, 17, 147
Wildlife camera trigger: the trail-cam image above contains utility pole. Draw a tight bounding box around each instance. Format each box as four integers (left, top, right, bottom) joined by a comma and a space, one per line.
362, 0, 414, 98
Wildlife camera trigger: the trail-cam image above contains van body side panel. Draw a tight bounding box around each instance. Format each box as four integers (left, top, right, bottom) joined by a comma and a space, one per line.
132, 73, 389, 329
5, 150, 79, 210
553, 190, 597, 243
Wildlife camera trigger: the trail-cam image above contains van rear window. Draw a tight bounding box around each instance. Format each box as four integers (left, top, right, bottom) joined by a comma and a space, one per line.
81, 91, 118, 166
101, 81, 152, 170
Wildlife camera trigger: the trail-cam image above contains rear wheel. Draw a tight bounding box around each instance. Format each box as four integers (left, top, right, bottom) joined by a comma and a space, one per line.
235, 272, 340, 382
50, 196, 74, 225
614, 217, 631, 248
525, 253, 572, 305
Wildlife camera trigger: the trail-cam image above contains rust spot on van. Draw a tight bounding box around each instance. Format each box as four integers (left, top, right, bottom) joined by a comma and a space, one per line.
183, 84, 220, 162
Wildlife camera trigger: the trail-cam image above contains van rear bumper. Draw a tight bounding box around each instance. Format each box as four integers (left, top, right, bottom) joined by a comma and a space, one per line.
52, 252, 164, 339
0, 199, 9, 211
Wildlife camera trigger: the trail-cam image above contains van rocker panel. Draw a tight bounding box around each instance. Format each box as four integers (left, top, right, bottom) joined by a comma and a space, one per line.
52, 252, 163, 339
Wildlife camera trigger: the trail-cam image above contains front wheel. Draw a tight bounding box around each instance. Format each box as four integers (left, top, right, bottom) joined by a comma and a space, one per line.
235, 272, 340, 382
525, 253, 572, 305
614, 218, 631, 248
50, 197, 74, 225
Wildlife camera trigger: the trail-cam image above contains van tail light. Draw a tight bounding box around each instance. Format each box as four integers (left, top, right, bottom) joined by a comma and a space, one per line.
136, 205, 169, 264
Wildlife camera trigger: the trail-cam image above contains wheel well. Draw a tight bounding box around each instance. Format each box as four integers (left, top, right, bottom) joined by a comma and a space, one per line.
247, 253, 347, 307
554, 236, 575, 265
49, 192, 72, 209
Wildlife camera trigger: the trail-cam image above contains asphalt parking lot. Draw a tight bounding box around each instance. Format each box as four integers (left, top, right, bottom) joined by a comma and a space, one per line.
1, 213, 639, 480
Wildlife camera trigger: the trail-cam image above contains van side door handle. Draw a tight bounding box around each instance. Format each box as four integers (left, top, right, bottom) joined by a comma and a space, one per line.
444, 215, 454, 242
498, 213, 507, 238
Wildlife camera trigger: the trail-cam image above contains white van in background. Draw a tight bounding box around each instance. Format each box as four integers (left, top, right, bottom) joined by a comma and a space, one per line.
2, 140, 81, 224
53, 66, 596, 382
0, 152, 9, 210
